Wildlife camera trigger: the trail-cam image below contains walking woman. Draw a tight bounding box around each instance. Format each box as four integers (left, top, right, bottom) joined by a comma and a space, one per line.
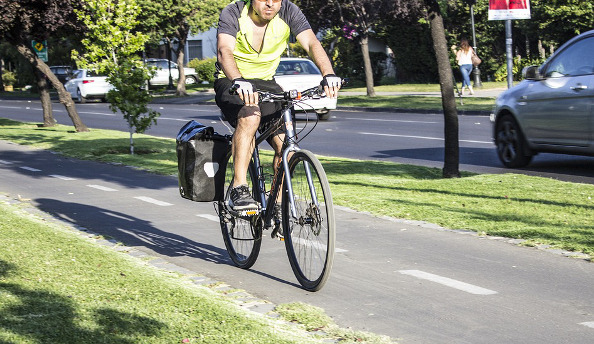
452, 38, 475, 95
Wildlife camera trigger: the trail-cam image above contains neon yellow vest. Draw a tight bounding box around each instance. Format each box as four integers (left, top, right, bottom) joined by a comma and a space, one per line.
228, 1, 291, 80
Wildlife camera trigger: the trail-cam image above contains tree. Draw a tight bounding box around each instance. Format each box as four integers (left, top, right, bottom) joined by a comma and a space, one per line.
74, 0, 159, 154
0, 0, 88, 132
424, 0, 460, 178
138, 0, 225, 96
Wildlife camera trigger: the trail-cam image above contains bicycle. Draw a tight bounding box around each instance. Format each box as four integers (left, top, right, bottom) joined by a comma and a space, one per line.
216, 83, 337, 291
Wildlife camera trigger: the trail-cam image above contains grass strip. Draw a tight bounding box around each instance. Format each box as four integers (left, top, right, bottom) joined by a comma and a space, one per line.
338, 95, 495, 112
1, 117, 593, 257
0, 199, 326, 344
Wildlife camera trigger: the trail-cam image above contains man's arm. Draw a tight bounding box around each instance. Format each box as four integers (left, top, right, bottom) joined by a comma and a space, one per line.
296, 29, 340, 98
217, 33, 257, 105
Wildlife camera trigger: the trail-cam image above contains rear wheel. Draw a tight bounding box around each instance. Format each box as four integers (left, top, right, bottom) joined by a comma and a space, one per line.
495, 115, 533, 167
185, 75, 198, 85
76, 89, 87, 104
283, 150, 335, 291
219, 151, 262, 269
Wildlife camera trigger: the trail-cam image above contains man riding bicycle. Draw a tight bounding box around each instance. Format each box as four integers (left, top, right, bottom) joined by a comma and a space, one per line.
214, 0, 341, 212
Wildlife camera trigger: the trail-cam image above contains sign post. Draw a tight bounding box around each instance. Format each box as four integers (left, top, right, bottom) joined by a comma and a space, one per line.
31, 40, 48, 62
488, 0, 531, 89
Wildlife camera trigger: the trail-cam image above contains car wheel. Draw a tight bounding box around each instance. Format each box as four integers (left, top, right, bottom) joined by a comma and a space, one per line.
76, 89, 87, 104
495, 115, 532, 168
185, 75, 197, 85
316, 110, 331, 121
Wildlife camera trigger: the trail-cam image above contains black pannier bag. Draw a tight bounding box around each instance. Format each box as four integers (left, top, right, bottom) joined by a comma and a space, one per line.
176, 120, 231, 202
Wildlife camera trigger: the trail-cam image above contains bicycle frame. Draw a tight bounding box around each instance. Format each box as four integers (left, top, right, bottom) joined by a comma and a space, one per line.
250, 105, 300, 230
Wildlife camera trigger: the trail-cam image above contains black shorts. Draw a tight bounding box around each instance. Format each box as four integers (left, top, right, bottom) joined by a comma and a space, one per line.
214, 78, 284, 128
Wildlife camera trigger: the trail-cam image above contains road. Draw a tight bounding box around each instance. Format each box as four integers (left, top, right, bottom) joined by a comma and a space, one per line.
1, 98, 594, 184
1, 100, 594, 343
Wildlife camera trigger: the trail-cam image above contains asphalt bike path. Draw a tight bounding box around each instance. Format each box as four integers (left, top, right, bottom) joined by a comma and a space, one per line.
1, 139, 593, 343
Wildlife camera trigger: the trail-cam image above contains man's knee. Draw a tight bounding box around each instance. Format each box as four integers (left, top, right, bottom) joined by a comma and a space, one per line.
238, 105, 261, 120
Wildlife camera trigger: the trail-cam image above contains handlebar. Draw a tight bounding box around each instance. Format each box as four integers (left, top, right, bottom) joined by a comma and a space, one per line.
229, 79, 347, 103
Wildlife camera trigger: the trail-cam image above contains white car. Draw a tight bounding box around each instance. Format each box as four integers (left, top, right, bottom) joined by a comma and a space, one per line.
145, 58, 199, 87
64, 69, 114, 103
274, 57, 337, 120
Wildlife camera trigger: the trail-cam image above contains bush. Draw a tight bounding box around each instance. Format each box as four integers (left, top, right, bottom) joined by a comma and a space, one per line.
2, 70, 16, 86
494, 56, 546, 82
188, 57, 217, 83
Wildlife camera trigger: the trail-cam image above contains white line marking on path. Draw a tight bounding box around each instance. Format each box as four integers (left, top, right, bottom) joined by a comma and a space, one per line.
158, 117, 195, 122
399, 270, 498, 295
134, 196, 173, 206
0, 159, 13, 164
78, 111, 116, 116
346, 117, 438, 124
580, 322, 594, 329
87, 184, 118, 192
50, 174, 76, 181
20, 166, 42, 172
360, 132, 492, 145
197, 214, 220, 222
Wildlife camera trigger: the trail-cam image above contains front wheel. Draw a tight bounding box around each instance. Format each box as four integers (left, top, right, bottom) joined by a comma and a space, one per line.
315, 110, 331, 121
283, 150, 335, 291
218, 151, 262, 269
495, 115, 533, 168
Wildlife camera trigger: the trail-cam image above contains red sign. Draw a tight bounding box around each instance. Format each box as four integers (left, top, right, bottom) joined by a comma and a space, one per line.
489, 0, 531, 20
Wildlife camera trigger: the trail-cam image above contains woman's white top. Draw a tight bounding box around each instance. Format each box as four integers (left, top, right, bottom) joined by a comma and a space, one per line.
457, 48, 473, 66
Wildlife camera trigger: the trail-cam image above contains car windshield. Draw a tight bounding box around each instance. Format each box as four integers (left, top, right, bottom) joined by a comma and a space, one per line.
51, 67, 70, 74
276, 60, 321, 76
147, 60, 177, 69
544, 36, 594, 77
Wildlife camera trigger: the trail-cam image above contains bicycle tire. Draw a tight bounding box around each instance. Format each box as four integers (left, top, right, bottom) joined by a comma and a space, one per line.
282, 150, 335, 291
218, 151, 262, 269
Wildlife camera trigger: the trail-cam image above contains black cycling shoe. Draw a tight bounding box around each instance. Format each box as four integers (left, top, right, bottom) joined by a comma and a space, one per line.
228, 185, 259, 211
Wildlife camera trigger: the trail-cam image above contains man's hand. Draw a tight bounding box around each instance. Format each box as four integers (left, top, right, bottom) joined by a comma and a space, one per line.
320, 74, 341, 99
232, 78, 258, 106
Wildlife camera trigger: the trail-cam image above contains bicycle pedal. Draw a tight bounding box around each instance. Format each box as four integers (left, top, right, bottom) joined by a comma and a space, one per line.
230, 208, 261, 217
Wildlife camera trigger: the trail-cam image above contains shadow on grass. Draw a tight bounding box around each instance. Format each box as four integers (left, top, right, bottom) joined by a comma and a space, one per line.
0, 259, 165, 343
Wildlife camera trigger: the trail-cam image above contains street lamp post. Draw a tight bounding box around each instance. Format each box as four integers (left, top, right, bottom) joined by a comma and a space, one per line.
470, 3, 482, 88
167, 39, 174, 90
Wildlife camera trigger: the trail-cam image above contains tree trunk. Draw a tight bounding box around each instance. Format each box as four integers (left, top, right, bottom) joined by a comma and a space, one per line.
15, 42, 89, 132
425, 0, 460, 178
359, 35, 376, 97
175, 25, 190, 96
33, 68, 56, 127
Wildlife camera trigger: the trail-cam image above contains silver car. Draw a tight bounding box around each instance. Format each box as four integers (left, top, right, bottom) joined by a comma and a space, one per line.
491, 29, 594, 167
145, 58, 199, 87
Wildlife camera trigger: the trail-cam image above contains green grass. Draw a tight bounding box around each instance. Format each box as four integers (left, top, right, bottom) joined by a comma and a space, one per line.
0, 199, 337, 344
338, 95, 495, 112
1, 117, 593, 258
275, 302, 392, 344
342, 81, 508, 93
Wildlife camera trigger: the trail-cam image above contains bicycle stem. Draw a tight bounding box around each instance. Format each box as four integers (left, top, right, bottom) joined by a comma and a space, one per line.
281, 107, 299, 218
